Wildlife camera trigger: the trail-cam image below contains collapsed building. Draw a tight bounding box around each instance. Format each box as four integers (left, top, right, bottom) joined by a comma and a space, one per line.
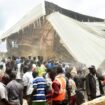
0, 1, 105, 68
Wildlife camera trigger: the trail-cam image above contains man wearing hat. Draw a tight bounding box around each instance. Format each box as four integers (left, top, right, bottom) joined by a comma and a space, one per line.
86, 65, 104, 100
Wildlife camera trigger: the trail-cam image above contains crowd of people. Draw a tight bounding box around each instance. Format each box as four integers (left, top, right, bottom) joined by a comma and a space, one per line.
0, 56, 105, 105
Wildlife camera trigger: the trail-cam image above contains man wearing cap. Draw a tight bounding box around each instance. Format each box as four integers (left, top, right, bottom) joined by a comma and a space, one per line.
86, 65, 104, 100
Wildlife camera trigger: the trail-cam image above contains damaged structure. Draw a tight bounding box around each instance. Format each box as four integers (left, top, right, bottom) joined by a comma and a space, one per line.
1, 1, 105, 68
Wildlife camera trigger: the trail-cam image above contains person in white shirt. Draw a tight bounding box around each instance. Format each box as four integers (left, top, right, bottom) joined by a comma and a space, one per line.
66, 71, 76, 105
0, 74, 11, 105
22, 62, 33, 105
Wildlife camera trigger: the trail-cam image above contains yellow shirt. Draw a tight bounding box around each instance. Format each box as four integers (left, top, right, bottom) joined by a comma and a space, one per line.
37, 65, 46, 76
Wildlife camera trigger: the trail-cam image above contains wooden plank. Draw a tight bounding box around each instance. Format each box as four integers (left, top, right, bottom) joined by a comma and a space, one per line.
82, 96, 105, 105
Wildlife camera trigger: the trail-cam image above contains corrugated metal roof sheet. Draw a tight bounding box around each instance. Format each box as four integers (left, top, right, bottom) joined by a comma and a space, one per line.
0, 2, 46, 40
47, 12, 105, 68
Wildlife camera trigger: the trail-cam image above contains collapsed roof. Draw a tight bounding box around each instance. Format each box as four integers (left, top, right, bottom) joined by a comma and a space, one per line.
0, 1, 104, 40
47, 12, 105, 68
0, 1, 105, 68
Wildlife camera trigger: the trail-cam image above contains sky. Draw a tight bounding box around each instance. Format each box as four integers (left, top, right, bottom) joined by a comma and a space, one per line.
0, 0, 105, 35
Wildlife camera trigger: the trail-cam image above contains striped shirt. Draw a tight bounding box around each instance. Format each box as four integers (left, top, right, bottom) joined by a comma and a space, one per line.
32, 76, 47, 102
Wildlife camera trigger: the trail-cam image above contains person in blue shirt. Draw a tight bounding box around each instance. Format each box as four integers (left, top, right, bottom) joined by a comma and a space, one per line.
47, 60, 55, 70
31, 71, 47, 105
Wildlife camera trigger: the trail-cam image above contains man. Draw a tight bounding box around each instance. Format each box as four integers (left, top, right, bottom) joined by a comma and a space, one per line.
47, 60, 55, 70
0, 65, 4, 81
66, 71, 76, 105
31, 71, 47, 105
36, 62, 46, 77
0, 59, 6, 73
74, 69, 85, 105
6, 71, 23, 105
22, 62, 33, 105
0, 74, 11, 105
62, 64, 66, 73
52, 66, 68, 105
86, 65, 104, 100
16, 59, 23, 80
